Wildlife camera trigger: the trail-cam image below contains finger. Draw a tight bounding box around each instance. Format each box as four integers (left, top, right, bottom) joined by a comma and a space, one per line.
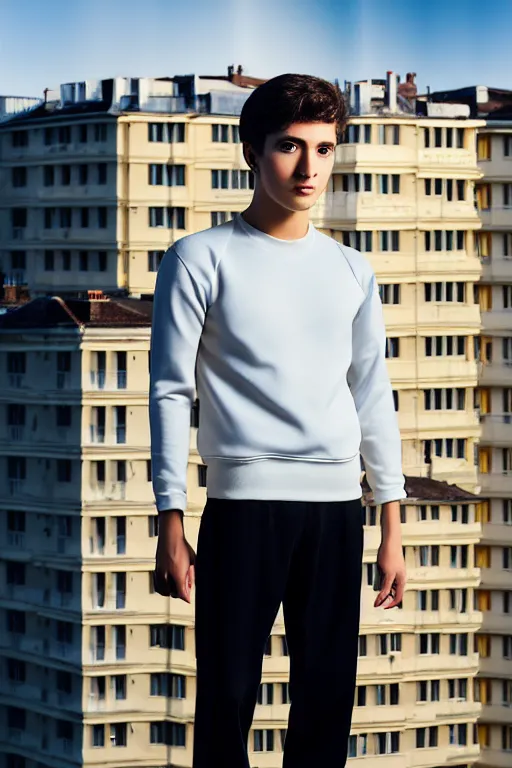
176, 577, 190, 604
153, 570, 171, 597
385, 576, 406, 609
375, 575, 394, 606
188, 564, 195, 591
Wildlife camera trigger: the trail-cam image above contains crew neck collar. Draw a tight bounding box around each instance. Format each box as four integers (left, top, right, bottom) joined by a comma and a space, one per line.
235, 212, 316, 248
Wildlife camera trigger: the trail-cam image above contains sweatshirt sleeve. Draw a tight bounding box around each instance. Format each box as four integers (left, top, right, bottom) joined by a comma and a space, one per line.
347, 273, 406, 505
149, 246, 207, 513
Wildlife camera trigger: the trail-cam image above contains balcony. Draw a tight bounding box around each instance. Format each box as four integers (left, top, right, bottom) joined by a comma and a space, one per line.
479, 656, 512, 678
334, 143, 417, 168
311, 191, 416, 226
479, 471, 512, 497
480, 206, 512, 229
398, 408, 480, 435
479, 361, 512, 387
479, 703, 512, 725
478, 568, 512, 591
480, 255, 512, 282
2, 585, 44, 606
480, 413, 512, 445
87, 371, 133, 393
480, 522, 512, 546
417, 302, 481, 329
418, 199, 480, 224
419, 147, 479, 170
85, 482, 126, 503
0, 632, 44, 656
479, 747, 512, 768
481, 309, 512, 333
357, 652, 479, 680
406, 566, 481, 586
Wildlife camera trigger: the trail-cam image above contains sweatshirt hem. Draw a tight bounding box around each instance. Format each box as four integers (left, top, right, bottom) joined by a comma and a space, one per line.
205, 455, 364, 502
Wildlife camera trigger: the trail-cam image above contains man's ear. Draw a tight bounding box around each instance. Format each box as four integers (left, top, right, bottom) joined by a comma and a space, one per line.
242, 142, 257, 171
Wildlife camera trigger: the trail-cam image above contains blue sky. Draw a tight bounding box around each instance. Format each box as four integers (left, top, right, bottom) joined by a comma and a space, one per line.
1, 0, 510, 98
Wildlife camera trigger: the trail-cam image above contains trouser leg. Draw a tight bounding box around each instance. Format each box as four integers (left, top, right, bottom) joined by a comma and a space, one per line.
192, 498, 304, 768
282, 499, 364, 768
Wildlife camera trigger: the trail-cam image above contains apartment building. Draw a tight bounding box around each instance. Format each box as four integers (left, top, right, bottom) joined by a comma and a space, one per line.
311, 71, 485, 493
0, 70, 261, 299
0, 68, 500, 768
425, 84, 512, 768
0, 290, 484, 768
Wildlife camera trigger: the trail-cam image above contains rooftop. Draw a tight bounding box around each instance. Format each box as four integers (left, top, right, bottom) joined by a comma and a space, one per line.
0, 294, 153, 330
362, 474, 480, 503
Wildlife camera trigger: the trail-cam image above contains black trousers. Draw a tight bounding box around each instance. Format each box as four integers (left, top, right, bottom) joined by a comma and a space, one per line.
192, 497, 364, 768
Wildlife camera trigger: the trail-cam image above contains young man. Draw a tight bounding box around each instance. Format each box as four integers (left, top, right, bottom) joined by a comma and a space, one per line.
150, 73, 406, 767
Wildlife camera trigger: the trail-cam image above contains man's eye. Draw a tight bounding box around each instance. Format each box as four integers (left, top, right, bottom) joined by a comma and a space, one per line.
281, 142, 296, 152
319, 146, 333, 155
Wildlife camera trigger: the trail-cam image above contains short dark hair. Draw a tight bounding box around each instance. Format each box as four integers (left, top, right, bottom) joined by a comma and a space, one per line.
239, 73, 348, 156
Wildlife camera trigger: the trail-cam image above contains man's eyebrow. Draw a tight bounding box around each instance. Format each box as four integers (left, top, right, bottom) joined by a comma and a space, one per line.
277, 134, 336, 148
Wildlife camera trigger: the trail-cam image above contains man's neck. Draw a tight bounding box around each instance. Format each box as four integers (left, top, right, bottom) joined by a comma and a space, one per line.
242, 192, 311, 241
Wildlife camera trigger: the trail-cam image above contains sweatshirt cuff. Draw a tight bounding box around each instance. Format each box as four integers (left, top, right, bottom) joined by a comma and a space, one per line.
155, 491, 187, 514
372, 486, 407, 506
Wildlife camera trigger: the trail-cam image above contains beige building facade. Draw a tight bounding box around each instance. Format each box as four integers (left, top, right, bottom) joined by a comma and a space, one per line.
3, 71, 512, 768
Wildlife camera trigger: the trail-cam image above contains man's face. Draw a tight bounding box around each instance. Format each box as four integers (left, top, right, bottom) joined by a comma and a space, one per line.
247, 121, 337, 212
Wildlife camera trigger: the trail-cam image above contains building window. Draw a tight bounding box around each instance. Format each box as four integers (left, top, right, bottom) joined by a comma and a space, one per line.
97, 163, 107, 184
57, 459, 72, 483
79, 125, 88, 143
94, 124, 107, 142
81, 208, 89, 228
148, 164, 186, 186
149, 207, 186, 229
61, 165, 71, 186
148, 250, 165, 272
44, 250, 55, 271
379, 284, 401, 304
79, 252, 89, 271
211, 169, 254, 190
385, 338, 400, 359
254, 730, 274, 752
419, 633, 440, 654
376, 732, 400, 755
424, 336, 466, 357
92, 724, 104, 747
98, 251, 107, 272
12, 130, 29, 148
150, 624, 185, 650
98, 208, 107, 228
198, 465, 207, 488
424, 388, 466, 411
148, 122, 185, 143
12, 167, 27, 188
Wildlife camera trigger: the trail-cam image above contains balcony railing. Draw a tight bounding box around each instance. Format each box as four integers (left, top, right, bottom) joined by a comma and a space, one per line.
8, 373, 24, 388
90, 370, 106, 390
117, 370, 127, 389
7, 531, 25, 548
89, 424, 105, 443
56, 371, 71, 390
8, 425, 24, 441
8, 478, 24, 495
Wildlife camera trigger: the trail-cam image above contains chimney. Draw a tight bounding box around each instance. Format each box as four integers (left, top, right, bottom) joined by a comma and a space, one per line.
87, 290, 107, 301
227, 65, 234, 80
386, 71, 398, 112
237, 65, 243, 76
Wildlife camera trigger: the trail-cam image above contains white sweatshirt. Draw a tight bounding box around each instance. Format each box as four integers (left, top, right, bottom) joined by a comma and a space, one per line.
149, 213, 406, 512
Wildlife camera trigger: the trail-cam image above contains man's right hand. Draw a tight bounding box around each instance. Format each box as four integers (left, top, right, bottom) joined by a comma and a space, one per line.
154, 510, 196, 603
